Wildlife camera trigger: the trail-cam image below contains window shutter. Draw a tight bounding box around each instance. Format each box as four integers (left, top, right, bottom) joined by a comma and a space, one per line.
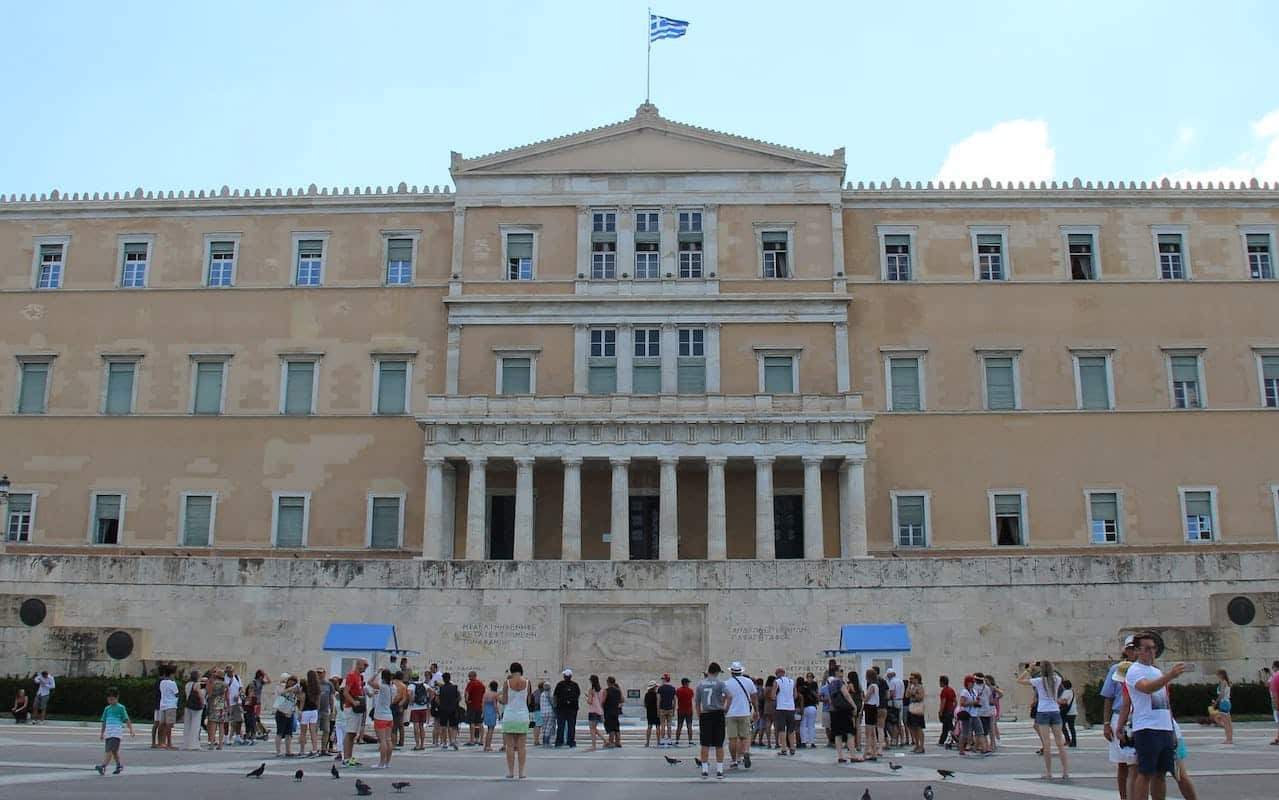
677, 361, 706, 394
386, 238, 413, 262
1078, 357, 1109, 409
1170, 356, 1198, 382
632, 364, 661, 394
763, 357, 794, 393
40, 243, 63, 259
507, 233, 533, 259
182, 495, 213, 546
123, 242, 148, 257
298, 239, 323, 257
501, 358, 531, 394
1157, 233, 1182, 248
761, 231, 788, 245
1090, 493, 1118, 522
194, 362, 224, 414
18, 363, 49, 413
884, 234, 910, 250
889, 358, 920, 411
8, 494, 32, 514
209, 240, 235, 256
284, 362, 315, 414
1067, 233, 1092, 249
105, 362, 135, 414
977, 233, 1002, 248
897, 495, 925, 526
370, 497, 400, 549
587, 366, 616, 395
985, 357, 1016, 409
275, 497, 305, 547
96, 495, 121, 520
993, 494, 1022, 515
376, 361, 407, 414
1184, 492, 1212, 518
1260, 355, 1279, 380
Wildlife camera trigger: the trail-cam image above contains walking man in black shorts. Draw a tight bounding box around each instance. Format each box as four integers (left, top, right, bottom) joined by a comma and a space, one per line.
696, 662, 729, 779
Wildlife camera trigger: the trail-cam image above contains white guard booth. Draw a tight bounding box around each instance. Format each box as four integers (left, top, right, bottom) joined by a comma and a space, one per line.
823, 623, 912, 679
322, 623, 419, 678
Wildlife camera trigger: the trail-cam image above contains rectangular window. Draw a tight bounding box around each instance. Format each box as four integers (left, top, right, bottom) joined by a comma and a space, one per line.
1068, 233, 1097, 280
884, 234, 912, 281
500, 356, 531, 395
181, 494, 214, 547
762, 231, 789, 278
37, 243, 64, 289
983, 355, 1018, 410
632, 328, 661, 393
121, 241, 149, 287
633, 328, 660, 358
17, 359, 51, 414
1182, 489, 1216, 542
1158, 233, 1186, 279
592, 211, 616, 234
385, 237, 413, 285
282, 360, 316, 415
887, 356, 922, 411
763, 356, 795, 394
1089, 491, 1120, 544
368, 495, 402, 549
192, 360, 226, 415
295, 239, 324, 286
91, 493, 123, 545
207, 240, 236, 287
374, 359, 408, 415
1261, 354, 1279, 408
1076, 354, 1112, 410
1247, 233, 1274, 280
677, 328, 706, 394
635, 210, 660, 235
678, 211, 704, 278
273, 494, 309, 548
103, 360, 136, 415
5, 493, 33, 542
894, 494, 928, 547
976, 233, 1005, 280
506, 232, 534, 280
588, 329, 617, 394
678, 211, 702, 233
634, 242, 660, 279
1169, 354, 1202, 409
992, 492, 1025, 545
591, 241, 617, 279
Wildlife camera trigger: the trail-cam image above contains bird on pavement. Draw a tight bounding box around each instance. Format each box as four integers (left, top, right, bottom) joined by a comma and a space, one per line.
664, 755, 683, 765
293, 769, 303, 782
923, 786, 935, 800
888, 761, 903, 771
355, 778, 373, 796
392, 783, 411, 793
694, 757, 703, 767
331, 763, 341, 779
861, 789, 872, 800
245, 763, 265, 779
937, 768, 955, 780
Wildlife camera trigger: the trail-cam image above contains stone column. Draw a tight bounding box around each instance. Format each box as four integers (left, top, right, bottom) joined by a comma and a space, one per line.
706, 456, 727, 560
609, 457, 631, 561
659, 456, 679, 561
660, 205, 678, 278
754, 455, 776, 560
841, 458, 868, 558
706, 322, 722, 393
423, 457, 446, 560
660, 323, 678, 393
802, 456, 825, 559
445, 324, 461, 395
703, 204, 719, 277
575, 205, 590, 282
561, 457, 582, 561
573, 324, 589, 393
617, 323, 634, 393
465, 456, 487, 560
834, 322, 851, 394
513, 457, 535, 561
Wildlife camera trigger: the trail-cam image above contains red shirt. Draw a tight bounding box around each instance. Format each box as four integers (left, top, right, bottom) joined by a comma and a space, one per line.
465, 679, 486, 710
939, 685, 957, 715
343, 670, 364, 709
675, 685, 694, 714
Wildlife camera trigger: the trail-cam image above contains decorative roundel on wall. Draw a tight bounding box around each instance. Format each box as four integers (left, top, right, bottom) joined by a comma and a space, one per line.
18, 598, 46, 627
1226, 596, 1256, 626
104, 631, 135, 661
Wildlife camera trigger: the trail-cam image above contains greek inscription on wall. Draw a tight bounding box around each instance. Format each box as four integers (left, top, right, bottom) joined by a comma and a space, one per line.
730, 624, 808, 642
454, 623, 539, 649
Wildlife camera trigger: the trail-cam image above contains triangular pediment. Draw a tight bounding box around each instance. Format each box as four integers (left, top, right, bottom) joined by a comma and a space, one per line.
451, 104, 844, 176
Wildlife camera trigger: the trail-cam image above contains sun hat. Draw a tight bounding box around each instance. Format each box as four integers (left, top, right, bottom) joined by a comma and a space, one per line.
730, 661, 744, 674
562, 668, 573, 677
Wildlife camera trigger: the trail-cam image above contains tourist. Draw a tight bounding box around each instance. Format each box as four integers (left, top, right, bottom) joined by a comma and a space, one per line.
696, 662, 729, 779
369, 668, 396, 769
155, 665, 178, 750
1101, 635, 1138, 798
1270, 660, 1279, 745
1018, 660, 1070, 781
500, 662, 531, 779
483, 680, 500, 751
1059, 679, 1078, 747
905, 672, 926, 753
861, 668, 881, 760
538, 680, 556, 748
299, 670, 321, 757
798, 674, 819, 748
657, 674, 677, 747
772, 667, 798, 756
392, 671, 409, 749
341, 658, 368, 767
643, 680, 660, 746
316, 668, 333, 754
182, 670, 203, 750
724, 661, 757, 769
529, 680, 542, 745
32, 670, 54, 724
973, 672, 994, 753
11, 688, 30, 724
93, 686, 134, 776
407, 672, 429, 751
758, 675, 775, 748
272, 674, 300, 758
250, 669, 271, 739
205, 668, 228, 750
675, 677, 694, 747
224, 665, 243, 744
818, 673, 833, 748
1123, 631, 1185, 800
885, 669, 904, 747
242, 682, 259, 748
937, 675, 956, 748
585, 674, 605, 750
1209, 669, 1233, 744
1168, 720, 1202, 800
436, 672, 462, 750
985, 674, 1004, 749
956, 675, 979, 756
464, 670, 485, 746
828, 673, 856, 763
602, 676, 624, 749
553, 669, 580, 748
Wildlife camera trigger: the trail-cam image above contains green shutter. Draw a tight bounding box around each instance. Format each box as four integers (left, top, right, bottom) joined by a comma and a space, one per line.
182, 495, 213, 546
889, 357, 920, 411
370, 497, 400, 549
501, 358, 531, 395
587, 365, 616, 395
123, 242, 148, 257
985, 357, 1016, 410
977, 233, 1002, 248
632, 364, 661, 394
761, 231, 788, 244
209, 240, 235, 255
275, 497, 306, 547
1078, 357, 1109, 409
677, 360, 706, 394
386, 238, 413, 262
8, 494, 31, 514
298, 239, 323, 257
897, 495, 925, 525
1170, 356, 1198, 382
1067, 233, 1092, 249
104, 362, 135, 415
1260, 355, 1279, 380
1184, 491, 1212, 517
1158, 233, 1182, 248
763, 357, 794, 393
1090, 493, 1118, 522
194, 361, 224, 414
18, 362, 49, 414
284, 362, 314, 414
507, 233, 533, 259
993, 494, 1022, 515
376, 361, 407, 414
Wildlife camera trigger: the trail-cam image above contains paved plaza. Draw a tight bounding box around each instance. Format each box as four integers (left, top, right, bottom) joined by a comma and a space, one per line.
0, 721, 1274, 799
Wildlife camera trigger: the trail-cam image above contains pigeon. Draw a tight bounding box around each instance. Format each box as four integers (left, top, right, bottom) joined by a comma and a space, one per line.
693, 757, 703, 767
331, 763, 341, 779
294, 769, 303, 782
937, 768, 955, 780
923, 786, 935, 800
246, 763, 265, 779
392, 783, 411, 793
355, 778, 373, 796
861, 790, 872, 800
889, 761, 903, 771
664, 755, 683, 765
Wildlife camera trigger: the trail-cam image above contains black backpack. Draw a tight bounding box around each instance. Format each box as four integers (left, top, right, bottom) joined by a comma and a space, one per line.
830, 680, 851, 710
413, 682, 429, 707
186, 683, 204, 711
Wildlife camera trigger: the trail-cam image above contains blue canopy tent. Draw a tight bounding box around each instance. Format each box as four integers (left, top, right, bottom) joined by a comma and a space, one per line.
322, 623, 420, 677
822, 623, 912, 677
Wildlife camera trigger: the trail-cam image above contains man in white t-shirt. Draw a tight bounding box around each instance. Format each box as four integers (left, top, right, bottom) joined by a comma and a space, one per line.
886, 669, 905, 747
33, 671, 55, 724
1123, 632, 1185, 800
771, 668, 798, 756
157, 666, 179, 749
724, 662, 758, 769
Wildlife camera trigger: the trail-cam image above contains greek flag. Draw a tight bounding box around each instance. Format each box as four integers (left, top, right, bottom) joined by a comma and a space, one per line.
650, 14, 689, 42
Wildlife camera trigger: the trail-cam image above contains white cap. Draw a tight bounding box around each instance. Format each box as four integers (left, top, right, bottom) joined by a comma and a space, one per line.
1124, 634, 1136, 648
562, 668, 573, 677
886, 669, 896, 676
279, 672, 291, 680
730, 661, 744, 673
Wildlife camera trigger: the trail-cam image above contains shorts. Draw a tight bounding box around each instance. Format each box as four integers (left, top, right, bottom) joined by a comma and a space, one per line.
604, 713, 620, 734
410, 709, 430, 724
978, 715, 993, 735
374, 718, 393, 731
104, 736, 121, 753
647, 713, 660, 727
468, 707, 483, 725
301, 710, 318, 725
725, 715, 752, 740
318, 711, 330, 731
588, 713, 602, 723
699, 711, 726, 747
961, 716, 983, 738
864, 705, 878, 725
275, 711, 295, 738
830, 708, 854, 737
34, 695, 49, 711
447, 709, 461, 728
342, 707, 363, 732
229, 704, 244, 723
906, 713, 926, 730
659, 709, 674, 724
1035, 710, 1062, 727
774, 711, 797, 733
1133, 729, 1176, 776
677, 712, 692, 727
160, 708, 177, 725
885, 704, 901, 725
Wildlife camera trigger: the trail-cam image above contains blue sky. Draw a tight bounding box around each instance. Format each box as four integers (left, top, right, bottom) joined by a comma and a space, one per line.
3, 0, 1278, 194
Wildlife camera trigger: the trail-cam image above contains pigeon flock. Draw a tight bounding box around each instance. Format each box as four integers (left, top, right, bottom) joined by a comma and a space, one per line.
241, 762, 409, 795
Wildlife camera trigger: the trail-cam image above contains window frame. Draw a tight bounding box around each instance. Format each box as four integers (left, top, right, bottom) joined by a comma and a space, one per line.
1178, 486, 1220, 543
87, 490, 127, 546
494, 347, 540, 396
755, 223, 796, 280
978, 350, 1022, 411
501, 225, 540, 281
270, 491, 312, 549
290, 231, 329, 287
1239, 224, 1277, 280
4, 488, 37, 543
15, 355, 55, 415
178, 491, 218, 547
1083, 488, 1124, 545
1254, 347, 1279, 409
279, 355, 321, 415
188, 355, 230, 415
754, 347, 802, 394
1151, 225, 1191, 280
988, 489, 1029, 546
100, 356, 141, 416
882, 350, 926, 412
381, 229, 421, 286
876, 225, 917, 282
1163, 348, 1206, 410
202, 232, 241, 288
969, 225, 1011, 281
1071, 349, 1116, 410
1060, 225, 1101, 280
365, 491, 406, 549
31, 234, 71, 290
372, 355, 413, 415
117, 234, 155, 289
890, 490, 931, 548
587, 327, 618, 394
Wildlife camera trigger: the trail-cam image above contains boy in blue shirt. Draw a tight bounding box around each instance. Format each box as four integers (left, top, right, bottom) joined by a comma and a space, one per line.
95, 688, 135, 775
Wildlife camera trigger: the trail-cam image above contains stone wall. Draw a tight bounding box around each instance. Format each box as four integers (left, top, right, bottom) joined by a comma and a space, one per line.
1, 552, 1276, 715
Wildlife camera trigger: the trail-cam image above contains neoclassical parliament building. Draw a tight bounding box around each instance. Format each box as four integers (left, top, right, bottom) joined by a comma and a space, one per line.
1, 106, 1277, 682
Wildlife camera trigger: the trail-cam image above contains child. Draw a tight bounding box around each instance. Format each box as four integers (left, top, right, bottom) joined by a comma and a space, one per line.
96, 688, 135, 775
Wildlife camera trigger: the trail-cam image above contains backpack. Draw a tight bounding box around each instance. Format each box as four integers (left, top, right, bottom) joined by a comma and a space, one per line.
830, 680, 852, 711
413, 682, 429, 707
186, 683, 204, 711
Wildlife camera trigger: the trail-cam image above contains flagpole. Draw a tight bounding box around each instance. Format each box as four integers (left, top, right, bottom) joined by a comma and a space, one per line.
645, 7, 652, 104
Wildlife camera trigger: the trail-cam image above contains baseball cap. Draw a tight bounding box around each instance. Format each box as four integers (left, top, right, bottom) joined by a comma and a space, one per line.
1123, 634, 1136, 648
279, 672, 291, 680
562, 668, 573, 677
662, 673, 671, 682
730, 661, 744, 673
886, 669, 896, 676
647, 680, 657, 689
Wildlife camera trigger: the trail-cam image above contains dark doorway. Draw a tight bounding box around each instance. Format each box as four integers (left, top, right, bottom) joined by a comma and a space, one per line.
774, 495, 804, 559
489, 495, 515, 560
629, 496, 660, 560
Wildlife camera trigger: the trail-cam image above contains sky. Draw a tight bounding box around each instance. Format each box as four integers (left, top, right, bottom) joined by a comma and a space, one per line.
2, 0, 1279, 195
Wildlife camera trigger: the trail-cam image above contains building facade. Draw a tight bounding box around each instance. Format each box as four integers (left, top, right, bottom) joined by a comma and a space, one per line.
1, 105, 1278, 685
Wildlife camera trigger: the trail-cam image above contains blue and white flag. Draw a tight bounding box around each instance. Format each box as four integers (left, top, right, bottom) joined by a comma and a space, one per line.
650, 14, 689, 42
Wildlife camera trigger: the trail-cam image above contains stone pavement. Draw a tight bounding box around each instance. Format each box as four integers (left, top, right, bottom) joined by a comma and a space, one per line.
0, 721, 1275, 799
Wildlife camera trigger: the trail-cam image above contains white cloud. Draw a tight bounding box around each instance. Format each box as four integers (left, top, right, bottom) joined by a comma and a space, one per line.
935, 120, 1055, 183
1165, 108, 1279, 185
1176, 125, 1196, 148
